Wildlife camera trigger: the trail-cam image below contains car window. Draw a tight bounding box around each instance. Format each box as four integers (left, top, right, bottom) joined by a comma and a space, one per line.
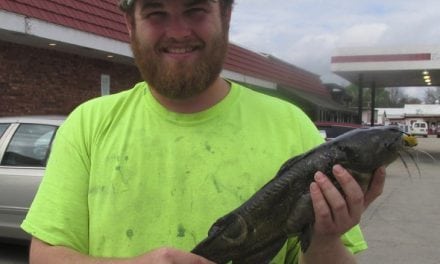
1, 124, 57, 167
0, 123, 10, 137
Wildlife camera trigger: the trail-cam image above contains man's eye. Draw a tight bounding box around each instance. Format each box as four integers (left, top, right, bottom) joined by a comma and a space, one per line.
186, 8, 207, 16
145, 11, 166, 19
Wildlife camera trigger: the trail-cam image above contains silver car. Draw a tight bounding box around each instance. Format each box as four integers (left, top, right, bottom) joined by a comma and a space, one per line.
0, 116, 65, 241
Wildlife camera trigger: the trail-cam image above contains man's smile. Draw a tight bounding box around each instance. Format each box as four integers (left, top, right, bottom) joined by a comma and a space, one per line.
162, 46, 199, 54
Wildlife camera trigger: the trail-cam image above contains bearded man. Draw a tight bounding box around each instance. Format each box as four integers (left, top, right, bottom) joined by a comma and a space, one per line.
22, 0, 385, 263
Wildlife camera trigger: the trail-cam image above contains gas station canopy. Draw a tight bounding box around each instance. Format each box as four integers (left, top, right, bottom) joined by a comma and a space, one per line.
331, 46, 440, 87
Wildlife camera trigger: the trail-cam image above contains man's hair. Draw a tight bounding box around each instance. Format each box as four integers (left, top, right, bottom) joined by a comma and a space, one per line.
118, 0, 234, 16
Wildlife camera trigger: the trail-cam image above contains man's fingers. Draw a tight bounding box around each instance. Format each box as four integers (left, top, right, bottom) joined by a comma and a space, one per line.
310, 180, 333, 229
332, 165, 364, 220
313, 171, 350, 225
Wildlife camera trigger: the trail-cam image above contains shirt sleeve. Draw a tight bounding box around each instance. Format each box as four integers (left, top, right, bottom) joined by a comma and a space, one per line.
341, 225, 368, 254
21, 108, 91, 254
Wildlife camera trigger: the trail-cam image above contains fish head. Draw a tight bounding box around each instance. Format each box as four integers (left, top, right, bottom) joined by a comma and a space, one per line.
334, 125, 411, 171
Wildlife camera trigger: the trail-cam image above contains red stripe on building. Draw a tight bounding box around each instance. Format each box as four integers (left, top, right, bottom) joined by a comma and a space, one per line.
331, 53, 431, 63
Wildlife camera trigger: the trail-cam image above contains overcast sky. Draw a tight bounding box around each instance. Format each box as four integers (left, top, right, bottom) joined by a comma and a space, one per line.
229, 0, 440, 100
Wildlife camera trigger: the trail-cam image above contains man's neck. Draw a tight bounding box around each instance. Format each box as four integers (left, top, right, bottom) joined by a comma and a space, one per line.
149, 78, 231, 114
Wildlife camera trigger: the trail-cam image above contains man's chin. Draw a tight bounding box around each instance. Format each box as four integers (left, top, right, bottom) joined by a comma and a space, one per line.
153, 86, 206, 100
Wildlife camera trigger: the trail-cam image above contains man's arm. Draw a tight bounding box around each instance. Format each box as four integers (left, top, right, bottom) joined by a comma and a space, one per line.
299, 165, 386, 264
29, 237, 214, 264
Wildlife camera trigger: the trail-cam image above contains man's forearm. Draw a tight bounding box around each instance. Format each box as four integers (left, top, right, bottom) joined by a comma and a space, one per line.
29, 237, 214, 264
299, 235, 356, 264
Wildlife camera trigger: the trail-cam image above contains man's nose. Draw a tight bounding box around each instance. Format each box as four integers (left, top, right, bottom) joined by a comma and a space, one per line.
165, 16, 191, 39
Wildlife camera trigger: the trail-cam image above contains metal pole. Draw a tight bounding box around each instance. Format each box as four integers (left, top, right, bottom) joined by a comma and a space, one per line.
357, 74, 363, 125
370, 81, 376, 127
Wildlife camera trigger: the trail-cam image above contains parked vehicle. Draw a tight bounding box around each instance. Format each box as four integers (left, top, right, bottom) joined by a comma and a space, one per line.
410, 121, 428, 137
318, 129, 327, 140
0, 116, 65, 242
315, 122, 363, 141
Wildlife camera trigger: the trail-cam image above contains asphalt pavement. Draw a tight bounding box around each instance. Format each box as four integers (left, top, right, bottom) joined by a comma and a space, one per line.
356, 136, 440, 264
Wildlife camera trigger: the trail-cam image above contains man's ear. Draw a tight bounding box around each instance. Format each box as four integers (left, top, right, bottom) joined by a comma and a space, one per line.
125, 14, 134, 37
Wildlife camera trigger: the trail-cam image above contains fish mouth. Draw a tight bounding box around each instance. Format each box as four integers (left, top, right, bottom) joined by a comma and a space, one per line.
403, 134, 418, 147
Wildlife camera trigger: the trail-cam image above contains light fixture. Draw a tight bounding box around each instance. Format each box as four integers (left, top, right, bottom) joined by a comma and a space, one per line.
423, 71, 432, 86
48, 43, 57, 47
107, 54, 114, 58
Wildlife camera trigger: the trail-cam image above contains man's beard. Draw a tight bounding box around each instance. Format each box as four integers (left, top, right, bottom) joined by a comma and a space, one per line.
130, 27, 228, 100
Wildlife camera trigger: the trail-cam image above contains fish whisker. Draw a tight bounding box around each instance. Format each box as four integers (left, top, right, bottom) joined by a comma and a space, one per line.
415, 148, 437, 163
398, 152, 414, 180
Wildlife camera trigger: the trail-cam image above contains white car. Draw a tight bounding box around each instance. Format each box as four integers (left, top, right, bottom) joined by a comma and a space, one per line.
410, 121, 428, 137
0, 116, 65, 242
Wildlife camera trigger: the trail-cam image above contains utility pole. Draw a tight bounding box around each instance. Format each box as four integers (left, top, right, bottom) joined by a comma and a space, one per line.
357, 74, 363, 125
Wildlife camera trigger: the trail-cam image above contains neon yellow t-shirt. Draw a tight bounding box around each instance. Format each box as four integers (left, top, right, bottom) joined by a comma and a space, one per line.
21, 81, 367, 263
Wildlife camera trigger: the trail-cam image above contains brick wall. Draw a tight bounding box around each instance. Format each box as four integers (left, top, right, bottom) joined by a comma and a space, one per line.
0, 41, 141, 116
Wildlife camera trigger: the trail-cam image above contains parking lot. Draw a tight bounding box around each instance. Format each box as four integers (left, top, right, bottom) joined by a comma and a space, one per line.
1, 137, 439, 263
357, 136, 440, 264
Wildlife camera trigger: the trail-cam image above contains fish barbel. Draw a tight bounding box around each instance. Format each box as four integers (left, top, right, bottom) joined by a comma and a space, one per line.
192, 126, 417, 263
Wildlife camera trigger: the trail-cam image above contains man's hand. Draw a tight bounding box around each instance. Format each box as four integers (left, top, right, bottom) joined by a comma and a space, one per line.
300, 165, 386, 264
310, 164, 385, 237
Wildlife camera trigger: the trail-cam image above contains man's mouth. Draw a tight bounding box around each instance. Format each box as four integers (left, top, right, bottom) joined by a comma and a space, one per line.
163, 46, 199, 54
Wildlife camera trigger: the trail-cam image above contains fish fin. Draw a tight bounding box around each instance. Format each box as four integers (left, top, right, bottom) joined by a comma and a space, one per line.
299, 224, 313, 252
192, 213, 247, 263
285, 193, 314, 235
206, 214, 230, 237
206, 213, 247, 242
275, 153, 306, 178
232, 237, 287, 264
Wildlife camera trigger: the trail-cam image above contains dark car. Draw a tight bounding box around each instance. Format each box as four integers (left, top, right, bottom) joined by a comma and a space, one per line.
0, 116, 65, 242
315, 122, 363, 140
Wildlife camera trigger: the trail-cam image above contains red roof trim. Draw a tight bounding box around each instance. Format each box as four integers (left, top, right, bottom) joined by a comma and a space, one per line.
225, 44, 329, 96
331, 53, 431, 63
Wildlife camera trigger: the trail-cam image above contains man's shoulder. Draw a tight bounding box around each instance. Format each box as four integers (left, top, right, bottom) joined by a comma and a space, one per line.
80, 82, 146, 111
231, 82, 304, 115
60, 82, 146, 133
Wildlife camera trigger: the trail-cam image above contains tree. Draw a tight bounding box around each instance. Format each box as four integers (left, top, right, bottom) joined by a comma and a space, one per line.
344, 85, 421, 108
424, 87, 440, 104
387, 87, 405, 107
344, 84, 359, 108
399, 97, 422, 105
